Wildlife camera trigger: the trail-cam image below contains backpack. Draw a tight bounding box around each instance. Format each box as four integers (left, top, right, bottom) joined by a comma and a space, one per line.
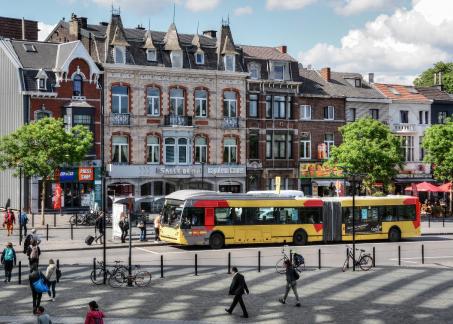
293, 269, 300, 281
293, 253, 305, 267
56, 268, 62, 281
4, 248, 14, 261
23, 234, 32, 252
30, 246, 39, 259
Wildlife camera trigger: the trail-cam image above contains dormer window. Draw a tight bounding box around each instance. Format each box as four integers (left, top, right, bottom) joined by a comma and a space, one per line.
146, 49, 156, 62
170, 51, 183, 68
195, 51, 204, 65
272, 63, 285, 81
249, 64, 260, 80
114, 46, 126, 64
37, 78, 46, 90
224, 54, 235, 72
355, 79, 361, 87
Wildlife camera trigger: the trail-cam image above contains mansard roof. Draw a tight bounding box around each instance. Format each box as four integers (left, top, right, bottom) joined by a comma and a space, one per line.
242, 45, 296, 62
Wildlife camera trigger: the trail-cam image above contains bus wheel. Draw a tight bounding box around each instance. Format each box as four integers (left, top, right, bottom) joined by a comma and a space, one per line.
209, 233, 225, 249
388, 227, 401, 242
293, 230, 308, 246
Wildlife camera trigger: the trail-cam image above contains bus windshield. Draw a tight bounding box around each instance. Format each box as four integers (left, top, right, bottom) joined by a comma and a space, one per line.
162, 200, 184, 228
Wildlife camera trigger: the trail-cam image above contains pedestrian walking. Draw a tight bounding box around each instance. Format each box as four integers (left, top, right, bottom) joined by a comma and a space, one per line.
29, 265, 48, 314
2, 208, 16, 236
36, 306, 52, 324
94, 214, 105, 244
154, 214, 161, 242
30, 228, 42, 245
138, 210, 146, 241
225, 266, 249, 318
19, 209, 29, 237
45, 259, 57, 301
84, 300, 105, 324
278, 259, 301, 307
27, 240, 41, 271
1, 242, 16, 282
119, 213, 129, 243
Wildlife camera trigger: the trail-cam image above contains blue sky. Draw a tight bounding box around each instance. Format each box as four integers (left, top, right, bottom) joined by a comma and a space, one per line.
3, 0, 453, 84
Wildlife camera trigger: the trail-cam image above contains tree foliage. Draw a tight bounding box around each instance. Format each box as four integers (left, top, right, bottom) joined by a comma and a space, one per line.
413, 61, 453, 94
326, 118, 404, 192
423, 119, 453, 182
0, 117, 93, 223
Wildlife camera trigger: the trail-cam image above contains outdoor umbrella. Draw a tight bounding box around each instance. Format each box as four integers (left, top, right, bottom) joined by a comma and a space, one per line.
437, 182, 452, 193
404, 182, 442, 192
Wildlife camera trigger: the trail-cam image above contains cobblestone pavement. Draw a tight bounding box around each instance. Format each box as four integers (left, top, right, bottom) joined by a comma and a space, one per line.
1, 266, 453, 324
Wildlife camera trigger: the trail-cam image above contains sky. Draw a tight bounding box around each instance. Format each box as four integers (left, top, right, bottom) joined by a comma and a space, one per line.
2, 0, 453, 84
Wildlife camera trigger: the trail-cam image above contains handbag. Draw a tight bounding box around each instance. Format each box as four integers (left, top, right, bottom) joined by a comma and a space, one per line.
32, 277, 49, 293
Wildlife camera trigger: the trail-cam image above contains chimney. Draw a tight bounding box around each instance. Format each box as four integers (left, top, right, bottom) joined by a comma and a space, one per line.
69, 13, 80, 40
276, 45, 287, 54
100, 21, 108, 26
21, 18, 25, 40
320, 67, 331, 82
78, 17, 88, 29
368, 73, 374, 84
203, 30, 217, 39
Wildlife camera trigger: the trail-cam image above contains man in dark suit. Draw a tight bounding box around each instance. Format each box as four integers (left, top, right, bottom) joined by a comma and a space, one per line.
225, 266, 249, 318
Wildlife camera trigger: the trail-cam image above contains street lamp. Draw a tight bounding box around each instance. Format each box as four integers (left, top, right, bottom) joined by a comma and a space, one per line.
18, 164, 23, 245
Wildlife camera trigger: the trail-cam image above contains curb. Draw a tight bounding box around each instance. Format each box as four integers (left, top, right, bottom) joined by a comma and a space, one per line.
42, 242, 168, 252
421, 232, 453, 236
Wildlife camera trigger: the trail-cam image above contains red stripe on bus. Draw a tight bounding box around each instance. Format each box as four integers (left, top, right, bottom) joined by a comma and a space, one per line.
304, 200, 324, 207
404, 197, 421, 229
193, 200, 229, 208
314, 224, 323, 232
205, 208, 214, 227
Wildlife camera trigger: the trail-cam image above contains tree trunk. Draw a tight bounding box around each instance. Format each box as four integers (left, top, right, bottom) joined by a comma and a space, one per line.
41, 179, 46, 225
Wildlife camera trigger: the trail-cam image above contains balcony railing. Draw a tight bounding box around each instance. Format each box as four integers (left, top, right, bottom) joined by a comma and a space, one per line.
392, 123, 416, 132
110, 113, 130, 126
164, 115, 192, 127
223, 117, 239, 129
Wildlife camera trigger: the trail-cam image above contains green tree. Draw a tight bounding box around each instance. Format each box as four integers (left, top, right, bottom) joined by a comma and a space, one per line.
326, 118, 404, 193
413, 61, 453, 94
423, 119, 453, 212
0, 117, 93, 224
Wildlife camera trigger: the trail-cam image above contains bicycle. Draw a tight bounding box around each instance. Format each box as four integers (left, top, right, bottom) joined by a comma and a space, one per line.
90, 260, 129, 285
342, 246, 373, 272
276, 247, 305, 274
109, 265, 152, 288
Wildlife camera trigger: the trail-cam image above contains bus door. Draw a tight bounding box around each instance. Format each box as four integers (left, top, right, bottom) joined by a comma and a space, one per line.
323, 201, 342, 242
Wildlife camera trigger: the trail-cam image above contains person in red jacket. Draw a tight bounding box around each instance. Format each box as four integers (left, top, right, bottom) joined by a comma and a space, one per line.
84, 300, 104, 324
3, 208, 16, 236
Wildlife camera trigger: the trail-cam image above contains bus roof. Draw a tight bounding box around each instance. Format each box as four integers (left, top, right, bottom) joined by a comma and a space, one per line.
247, 190, 304, 197
322, 195, 415, 202
164, 190, 218, 201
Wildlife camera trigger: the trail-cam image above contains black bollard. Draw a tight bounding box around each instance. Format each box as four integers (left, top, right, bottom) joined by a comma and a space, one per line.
428, 213, 431, 228
258, 251, 261, 272
347, 247, 350, 269
18, 261, 22, 284
93, 258, 96, 281
422, 244, 424, 264
46, 224, 49, 241
398, 246, 401, 266
75, 213, 78, 227
54, 213, 56, 227
195, 254, 198, 276
71, 223, 73, 240
160, 255, 164, 278
318, 249, 321, 270
228, 252, 231, 274
372, 247, 376, 267
56, 259, 60, 283
290, 250, 293, 265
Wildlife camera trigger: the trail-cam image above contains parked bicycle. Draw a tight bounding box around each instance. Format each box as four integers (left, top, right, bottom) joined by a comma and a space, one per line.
342, 245, 373, 272
70, 211, 112, 226
109, 265, 152, 288
276, 246, 305, 274
90, 260, 128, 285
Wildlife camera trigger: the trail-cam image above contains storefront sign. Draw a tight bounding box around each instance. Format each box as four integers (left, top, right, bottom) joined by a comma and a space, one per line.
300, 163, 343, 179
79, 167, 94, 181
60, 170, 76, 182
207, 166, 246, 175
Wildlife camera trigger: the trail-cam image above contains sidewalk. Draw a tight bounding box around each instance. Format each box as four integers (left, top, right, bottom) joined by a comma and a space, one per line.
421, 219, 453, 235
0, 266, 452, 323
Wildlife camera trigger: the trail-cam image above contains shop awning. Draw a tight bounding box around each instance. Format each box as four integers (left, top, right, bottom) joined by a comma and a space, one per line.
404, 182, 442, 192
438, 182, 452, 193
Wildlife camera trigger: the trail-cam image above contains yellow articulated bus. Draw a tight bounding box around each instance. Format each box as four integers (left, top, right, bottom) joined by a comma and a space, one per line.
159, 190, 420, 249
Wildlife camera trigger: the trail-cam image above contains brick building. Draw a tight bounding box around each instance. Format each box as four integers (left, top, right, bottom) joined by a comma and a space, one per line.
0, 38, 102, 212
47, 14, 249, 208
0, 16, 38, 40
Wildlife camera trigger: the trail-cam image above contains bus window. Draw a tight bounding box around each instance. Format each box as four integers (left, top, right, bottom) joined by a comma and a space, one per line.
381, 206, 396, 221
215, 208, 232, 225
181, 207, 205, 228
231, 208, 243, 224
301, 208, 322, 224
276, 208, 298, 224
397, 205, 416, 221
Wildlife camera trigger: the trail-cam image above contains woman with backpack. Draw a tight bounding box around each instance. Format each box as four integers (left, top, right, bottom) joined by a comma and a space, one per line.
29, 264, 48, 314
84, 300, 105, 324
278, 259, 301, 307
45, 259, 57, 301
1, 242, 16, 282
27, 240, 41, 271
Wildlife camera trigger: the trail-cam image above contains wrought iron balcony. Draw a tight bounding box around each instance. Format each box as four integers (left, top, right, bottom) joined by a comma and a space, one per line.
392, 123, 416, 133
110, 113, 130, 126
164, 115, 192, 127
223, 117, 239, 129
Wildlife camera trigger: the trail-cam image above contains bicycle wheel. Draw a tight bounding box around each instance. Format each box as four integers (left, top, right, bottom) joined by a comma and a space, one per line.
134, 271, 152, 287
90, 269, 106, 285
359, 255, 373, 271
69, 215, 76, 225
276, 258, 286, 274
109, 270, 126, 288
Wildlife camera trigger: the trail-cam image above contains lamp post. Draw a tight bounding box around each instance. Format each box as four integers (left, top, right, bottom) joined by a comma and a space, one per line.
98, 81, 107, 285
127, 193, 133, 286
18, 165, 23, 245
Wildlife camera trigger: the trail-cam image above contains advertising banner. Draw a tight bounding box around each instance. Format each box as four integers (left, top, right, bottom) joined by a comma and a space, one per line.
300, 163, 343, 179
79, 167, 94, 181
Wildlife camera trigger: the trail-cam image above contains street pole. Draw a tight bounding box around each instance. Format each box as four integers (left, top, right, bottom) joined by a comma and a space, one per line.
128, 195, 132, 286
352, 175, 356, 272
19, 166, 22, 245
201, 162, 205, 189
99, 82, 107, 285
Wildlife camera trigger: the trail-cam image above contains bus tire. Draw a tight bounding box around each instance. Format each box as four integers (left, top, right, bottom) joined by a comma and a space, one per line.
209, 232, 225, 249
293, 229, 308, 246
388, 227, 401, 242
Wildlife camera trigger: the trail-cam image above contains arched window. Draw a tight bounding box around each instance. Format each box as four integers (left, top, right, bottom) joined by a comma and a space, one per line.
224, 138, 237, 164
147, 87, 160, 116
73, 74, 83, 96
178, 138, 188, 164
147, 136, 160, 164
164, 137, 190, 164
112, 136, 129, 163
195, 90, 207, 117
170, 88, 184, 115
223, 91, 237, 117
112, 85, 129, 114
195, 137, 207, 163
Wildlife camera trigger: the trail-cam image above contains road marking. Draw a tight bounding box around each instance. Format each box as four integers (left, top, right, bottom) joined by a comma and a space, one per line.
135, 247, 160, 254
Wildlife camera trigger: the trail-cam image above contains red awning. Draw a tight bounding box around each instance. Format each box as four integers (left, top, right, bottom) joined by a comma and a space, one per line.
437, 182, 452, 193
404, 182, 443, 192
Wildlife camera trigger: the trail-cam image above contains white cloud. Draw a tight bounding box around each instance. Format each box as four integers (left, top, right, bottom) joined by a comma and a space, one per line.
266, 0, 317, 10
234, 6, 253, 16
38, 22, 56, 41
333, 0, 398, 16
185, 0, 220, 12
300, 0, 453, 84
